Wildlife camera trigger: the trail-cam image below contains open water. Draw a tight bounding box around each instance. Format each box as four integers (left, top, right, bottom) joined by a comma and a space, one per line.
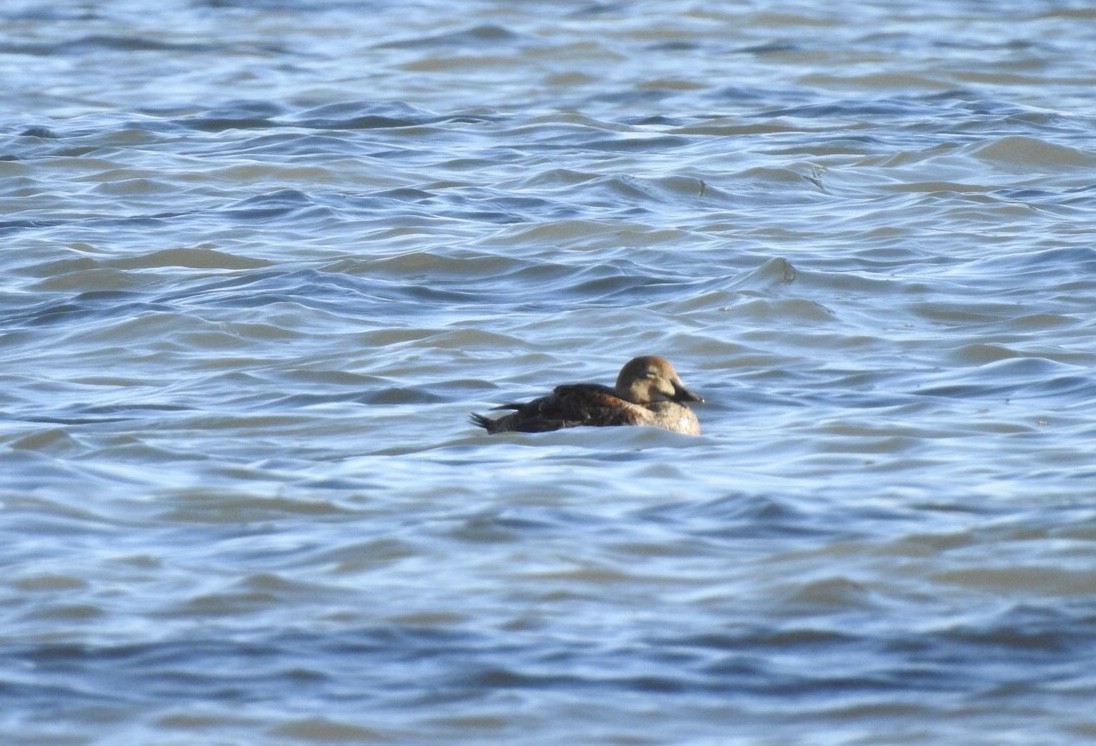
2, 1, 1096, 744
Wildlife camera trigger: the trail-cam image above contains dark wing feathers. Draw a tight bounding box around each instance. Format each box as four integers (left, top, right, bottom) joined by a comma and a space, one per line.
472, 384, 641, 433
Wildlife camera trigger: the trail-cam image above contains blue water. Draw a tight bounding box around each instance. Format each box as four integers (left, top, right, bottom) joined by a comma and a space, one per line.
2, 1, 1096, 744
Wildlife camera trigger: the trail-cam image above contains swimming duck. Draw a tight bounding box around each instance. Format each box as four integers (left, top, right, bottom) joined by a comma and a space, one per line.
471, 356, 703, 435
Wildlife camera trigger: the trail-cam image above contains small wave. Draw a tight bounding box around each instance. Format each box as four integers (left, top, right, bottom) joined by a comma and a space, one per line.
971, 136, 1096, 170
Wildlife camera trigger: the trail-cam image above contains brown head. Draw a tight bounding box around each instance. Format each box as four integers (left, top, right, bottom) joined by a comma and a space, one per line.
613, 356, 703, 405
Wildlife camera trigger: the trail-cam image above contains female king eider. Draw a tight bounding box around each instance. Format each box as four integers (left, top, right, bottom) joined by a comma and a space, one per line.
471, 356, 703, 435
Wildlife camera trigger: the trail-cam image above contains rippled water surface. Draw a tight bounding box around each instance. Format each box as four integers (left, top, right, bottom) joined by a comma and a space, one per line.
3, 1, 1096, 744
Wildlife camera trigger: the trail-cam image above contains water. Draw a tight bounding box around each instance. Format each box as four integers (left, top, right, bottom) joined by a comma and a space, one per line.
3, 1, 1096, 743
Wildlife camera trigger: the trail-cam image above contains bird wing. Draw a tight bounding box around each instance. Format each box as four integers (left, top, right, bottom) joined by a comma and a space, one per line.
475, 384, 650, 433
511, 384, 645, 430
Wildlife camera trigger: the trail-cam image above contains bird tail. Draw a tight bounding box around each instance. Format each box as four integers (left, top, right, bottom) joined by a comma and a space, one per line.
469, 412, 495, 433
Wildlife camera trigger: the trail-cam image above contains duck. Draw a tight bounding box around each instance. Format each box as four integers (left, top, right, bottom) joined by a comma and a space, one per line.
470, 355, 703, 435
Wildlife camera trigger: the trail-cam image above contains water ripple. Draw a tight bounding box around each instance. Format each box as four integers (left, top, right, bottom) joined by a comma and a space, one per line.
3, 1, 1096, 744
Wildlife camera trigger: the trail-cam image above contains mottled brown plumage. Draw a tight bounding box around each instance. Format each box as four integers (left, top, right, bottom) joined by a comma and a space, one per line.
471, 356, 703, 435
